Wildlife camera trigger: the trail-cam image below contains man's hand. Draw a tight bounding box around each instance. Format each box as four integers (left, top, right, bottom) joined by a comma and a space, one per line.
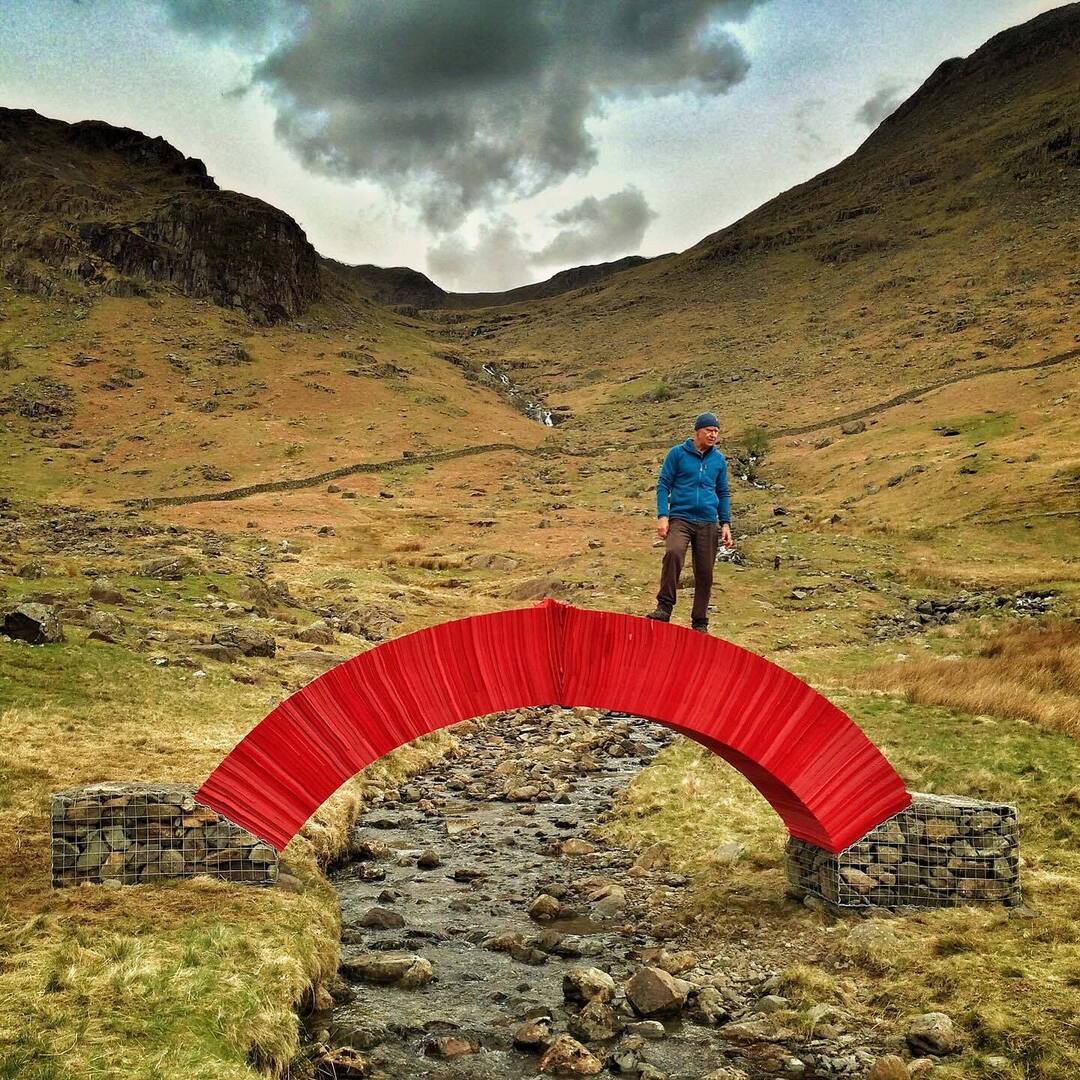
721, 523, 734, 549
657, 516, 670, 540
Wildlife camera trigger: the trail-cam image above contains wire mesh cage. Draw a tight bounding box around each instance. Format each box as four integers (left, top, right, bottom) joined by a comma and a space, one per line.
786, 792, 1021, 910
51, 782, 278, 888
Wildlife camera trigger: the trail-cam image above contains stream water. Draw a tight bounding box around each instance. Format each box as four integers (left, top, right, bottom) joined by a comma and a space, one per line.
309, 708, 783, 1079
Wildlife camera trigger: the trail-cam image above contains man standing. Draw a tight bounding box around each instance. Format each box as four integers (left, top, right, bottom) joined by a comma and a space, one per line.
648, 412, 733, 632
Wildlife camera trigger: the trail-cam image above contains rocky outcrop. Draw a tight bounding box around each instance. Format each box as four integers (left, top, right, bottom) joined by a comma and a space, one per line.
0, 107, 320, 323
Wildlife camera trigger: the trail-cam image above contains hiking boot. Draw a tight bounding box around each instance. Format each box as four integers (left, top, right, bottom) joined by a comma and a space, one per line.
646, 607, 671, 622
691, 622, 709, 633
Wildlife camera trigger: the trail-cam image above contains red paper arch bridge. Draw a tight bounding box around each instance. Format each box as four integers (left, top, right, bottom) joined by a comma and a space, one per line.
197, 601, 911, 854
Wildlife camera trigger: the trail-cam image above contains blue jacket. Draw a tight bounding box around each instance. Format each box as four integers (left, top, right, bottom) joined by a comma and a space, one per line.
656, 439, 731, 525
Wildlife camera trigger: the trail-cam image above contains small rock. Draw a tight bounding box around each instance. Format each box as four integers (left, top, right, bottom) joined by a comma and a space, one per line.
212, 625, 276, 657
314, 1047, 368, 1078
529, 893, 562, 921
142, 556, 193, 580
425, 1034, 479, 1058
626, 1021, 666, 1039
632, 844, 670, 872
714, 841, 745, 865
513, 1018, 550, 1049
86, 610, 124, 642
90, 579, 125, 605
560, 838, 596, 856
417, 848, 442, 869
297, 622, 335, 645
158, 849, 185, 876
868, 1055, 910, 1080
754, 994, 789, 1014
568, 1000, 623, 1042
841, 419, 867, 435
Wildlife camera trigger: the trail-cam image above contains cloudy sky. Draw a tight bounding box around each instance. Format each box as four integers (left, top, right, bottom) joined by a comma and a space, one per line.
0, 0, 1063, 291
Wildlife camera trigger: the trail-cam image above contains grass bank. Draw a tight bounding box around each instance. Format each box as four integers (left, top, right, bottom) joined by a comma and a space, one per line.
0, 635, 454, 1080
602, 682, 1080, 1079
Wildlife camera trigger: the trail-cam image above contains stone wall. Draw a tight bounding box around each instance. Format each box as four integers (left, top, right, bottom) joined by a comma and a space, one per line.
51, 782, 278, 888
785, 792, 1021, 910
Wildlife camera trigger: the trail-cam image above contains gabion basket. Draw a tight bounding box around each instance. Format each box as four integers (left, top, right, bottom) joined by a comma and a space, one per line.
51, 782, 278, 887
786, 792, 1021, 909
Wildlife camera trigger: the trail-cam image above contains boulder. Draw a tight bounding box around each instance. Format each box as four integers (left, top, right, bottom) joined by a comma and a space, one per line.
339, 952, 432, 988
2, 603, 64, 644
906, 1012, 958, 1056
538, 1034, 603, 1076
89, 579, 125, 605
625, 967, 688, 1017
357, 906, 405, 930
563, 967, 616, 1005
212, 624, 276, 657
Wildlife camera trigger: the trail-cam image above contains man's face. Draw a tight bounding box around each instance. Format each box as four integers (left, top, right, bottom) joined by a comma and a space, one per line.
694, 425, 719, 449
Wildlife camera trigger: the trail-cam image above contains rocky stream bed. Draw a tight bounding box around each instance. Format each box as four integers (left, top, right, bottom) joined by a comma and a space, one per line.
302, 709, 940, 1080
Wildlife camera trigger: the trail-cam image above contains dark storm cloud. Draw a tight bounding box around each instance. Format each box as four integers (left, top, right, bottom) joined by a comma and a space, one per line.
426, 186, 657, 290
157, 0, 764, 229
855, 83, 905, 127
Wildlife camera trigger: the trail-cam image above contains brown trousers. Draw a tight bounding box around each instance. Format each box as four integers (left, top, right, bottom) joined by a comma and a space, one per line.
657, 518, 719, 626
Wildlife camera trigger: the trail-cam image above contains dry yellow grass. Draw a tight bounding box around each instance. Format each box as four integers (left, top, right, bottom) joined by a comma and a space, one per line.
604, 691, 1080, 1080
860, 621, 1080, 738
0, 634, 455, 1080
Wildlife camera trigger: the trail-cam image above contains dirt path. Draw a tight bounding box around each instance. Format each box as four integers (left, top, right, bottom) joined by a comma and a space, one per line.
768, 345, 1080, 439
306, 708, 892, 1080
127, 345, 1080, 511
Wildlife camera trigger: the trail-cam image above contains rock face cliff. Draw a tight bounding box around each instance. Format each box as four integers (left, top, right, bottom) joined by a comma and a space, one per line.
0, 108, 321, 323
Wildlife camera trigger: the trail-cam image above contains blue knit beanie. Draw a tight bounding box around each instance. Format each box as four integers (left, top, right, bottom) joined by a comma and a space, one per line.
694, 412, 719, 430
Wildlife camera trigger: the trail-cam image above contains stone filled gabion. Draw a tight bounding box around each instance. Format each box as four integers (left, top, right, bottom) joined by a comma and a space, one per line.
51, 782, 278, 888
786, 792, 1020, 909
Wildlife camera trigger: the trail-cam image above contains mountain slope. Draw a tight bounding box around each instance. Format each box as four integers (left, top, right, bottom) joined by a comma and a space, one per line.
464, 2, 1078, 436
322, 254, 657, 311
0, 108, 321, 323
